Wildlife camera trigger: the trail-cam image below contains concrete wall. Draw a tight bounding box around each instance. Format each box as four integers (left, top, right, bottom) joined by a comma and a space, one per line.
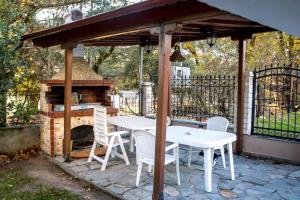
0, 125, 40, 154
243, 135, 300, 164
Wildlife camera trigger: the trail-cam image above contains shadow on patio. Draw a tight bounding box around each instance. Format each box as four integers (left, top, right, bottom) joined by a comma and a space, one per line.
52, 144, 300, 200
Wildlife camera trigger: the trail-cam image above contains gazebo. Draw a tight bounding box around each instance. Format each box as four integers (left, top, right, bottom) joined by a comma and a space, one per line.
23, 0, 300, 199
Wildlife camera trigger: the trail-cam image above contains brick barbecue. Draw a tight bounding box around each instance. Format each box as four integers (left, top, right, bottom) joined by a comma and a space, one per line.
40, 51, 118, 157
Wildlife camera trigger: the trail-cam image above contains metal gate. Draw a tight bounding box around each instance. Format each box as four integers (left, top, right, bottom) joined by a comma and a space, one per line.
251, 65, 300, 141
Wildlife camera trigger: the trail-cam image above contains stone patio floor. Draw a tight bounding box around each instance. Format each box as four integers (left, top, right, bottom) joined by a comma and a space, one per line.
53, 145, 300, 200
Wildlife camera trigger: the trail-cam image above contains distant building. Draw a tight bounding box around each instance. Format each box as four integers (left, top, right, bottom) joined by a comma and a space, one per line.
172, 65, 190, 78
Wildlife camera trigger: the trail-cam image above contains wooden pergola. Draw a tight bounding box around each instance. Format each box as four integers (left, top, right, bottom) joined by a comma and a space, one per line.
23, 0, 275, 199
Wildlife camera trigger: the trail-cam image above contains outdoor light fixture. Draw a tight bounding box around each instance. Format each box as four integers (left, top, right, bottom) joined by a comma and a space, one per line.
143, 38, 153, 54
170, 44, 186, 62
206, 27, 217, 48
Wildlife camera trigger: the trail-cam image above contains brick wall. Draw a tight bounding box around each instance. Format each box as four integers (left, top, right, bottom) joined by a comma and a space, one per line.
234, 71, 254, 135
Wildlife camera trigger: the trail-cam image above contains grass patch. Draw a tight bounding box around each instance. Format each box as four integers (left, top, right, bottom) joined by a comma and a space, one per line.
255, 112, 300, 139
0, 168, 80, 200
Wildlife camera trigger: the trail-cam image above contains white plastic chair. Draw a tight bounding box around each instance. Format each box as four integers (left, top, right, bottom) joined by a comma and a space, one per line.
88, 105, 130, 171
133, 130, 180, 186
188, 116, 229, 168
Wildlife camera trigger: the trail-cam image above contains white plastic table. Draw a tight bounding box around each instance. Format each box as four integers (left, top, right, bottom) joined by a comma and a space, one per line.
108, 115, 156, 151
149, 126, 237, 192
108, 116, 236, 192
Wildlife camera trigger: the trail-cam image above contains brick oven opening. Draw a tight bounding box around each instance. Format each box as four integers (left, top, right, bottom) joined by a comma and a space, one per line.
71, 125, 94, 150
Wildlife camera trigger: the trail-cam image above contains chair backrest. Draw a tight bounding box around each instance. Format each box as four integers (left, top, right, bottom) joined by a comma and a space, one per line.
93, 105, 109, 146
133, 130, 155, 161
207, 116, 229, 132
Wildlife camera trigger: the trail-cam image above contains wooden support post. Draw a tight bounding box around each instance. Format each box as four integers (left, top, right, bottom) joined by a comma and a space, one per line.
151, 23, 181, 200
236, 39, 246, 154
167, 65, 172, 118
62, 42, 76, 161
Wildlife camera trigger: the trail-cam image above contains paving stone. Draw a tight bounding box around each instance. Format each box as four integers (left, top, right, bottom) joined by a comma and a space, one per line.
277, 189, 300, 200
251, 185, 275, 193
214, 169, 239, 179
232, 188, 243, 195
218, 179, 242, 190
67, 159, 87, 167
142, 184, 153, 192
54, 153, 300, 200
188, 193, 209, 200
206, 193, 224, 200
239, 176, 267, 185
234, 182, 254, 190
195, 182, 218, 193
175, 196, 190, 200
178, 183, 194, 196
164, 194, 176, 200
106, 184, 130, 194
269, 174, 284, 179
286, 178, 300, 186
218, 182, 234, 190
259, 192, 282, 200
124, 188, 150, 199
246, 189, 267, 196
71, 164, 90, 172
164, 185, 180, 197
116, 174, 136, 186
240, 196, 258, 200
123, 192, 140, 200
88, 163, 102, 170
218, 189, 237, 199
264, 180, 291, 190
93, 179, 111, 187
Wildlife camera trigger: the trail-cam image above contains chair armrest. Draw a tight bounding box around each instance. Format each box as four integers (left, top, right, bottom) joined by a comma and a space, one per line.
165, 143, 178, 152
108, 131, 128, 136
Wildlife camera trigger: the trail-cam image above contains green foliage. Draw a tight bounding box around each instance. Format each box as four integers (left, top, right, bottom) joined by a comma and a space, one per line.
247, 32, 300, 70
0, 0, 37, 126
0, 168, 80, 200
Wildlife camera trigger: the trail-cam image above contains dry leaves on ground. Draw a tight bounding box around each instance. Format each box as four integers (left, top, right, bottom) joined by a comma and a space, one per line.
0, 146, 40, 167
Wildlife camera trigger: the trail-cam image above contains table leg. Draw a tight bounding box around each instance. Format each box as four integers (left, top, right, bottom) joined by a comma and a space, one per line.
204, 148, 212, 192
227, 142, 235, 180
130, 129, 134, 152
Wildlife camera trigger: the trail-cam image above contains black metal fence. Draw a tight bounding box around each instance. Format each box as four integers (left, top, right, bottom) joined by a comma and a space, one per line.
171, 75, 235, 122
119, 75, 236, 123
251, 65, 300, 141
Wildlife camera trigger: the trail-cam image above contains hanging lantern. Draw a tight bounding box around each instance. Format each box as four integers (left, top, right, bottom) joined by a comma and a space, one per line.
206, 27, 216, 48
145, 41, 153, 54
170, 44, 186, 62
142, 38, 153, 54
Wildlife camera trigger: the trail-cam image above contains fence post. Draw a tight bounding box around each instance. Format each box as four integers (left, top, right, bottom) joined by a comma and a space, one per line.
142, 82, 153, 116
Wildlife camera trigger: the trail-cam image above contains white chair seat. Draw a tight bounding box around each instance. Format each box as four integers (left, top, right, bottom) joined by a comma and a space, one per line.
141, 154, 175, 165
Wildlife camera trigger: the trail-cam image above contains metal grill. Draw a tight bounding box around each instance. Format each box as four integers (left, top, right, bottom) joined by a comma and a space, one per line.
251, 65, 300, 141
